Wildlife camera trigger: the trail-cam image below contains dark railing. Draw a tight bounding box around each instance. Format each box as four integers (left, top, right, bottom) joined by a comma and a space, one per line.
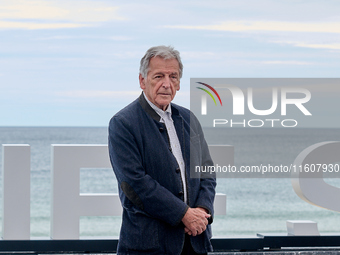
1, 235, 340, 254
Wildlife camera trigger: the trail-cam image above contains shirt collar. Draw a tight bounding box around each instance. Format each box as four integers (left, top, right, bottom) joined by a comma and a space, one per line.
142, 92, 172, 121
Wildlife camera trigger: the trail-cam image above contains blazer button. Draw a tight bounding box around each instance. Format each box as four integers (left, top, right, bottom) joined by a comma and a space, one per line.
159, 127, 164, 132
176, 168, 180, 173
178, 191, 184, 196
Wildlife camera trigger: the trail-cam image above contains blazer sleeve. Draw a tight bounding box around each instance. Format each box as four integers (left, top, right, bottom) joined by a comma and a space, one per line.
194, 138, 216, 224
108, 115, 189, 227
190, 112, 216, 223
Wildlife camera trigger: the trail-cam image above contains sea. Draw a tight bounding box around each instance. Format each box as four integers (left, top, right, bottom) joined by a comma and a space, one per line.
0, 126, 340, 238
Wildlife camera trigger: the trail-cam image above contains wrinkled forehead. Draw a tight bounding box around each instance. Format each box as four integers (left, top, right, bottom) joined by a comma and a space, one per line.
148, 56, 180, 74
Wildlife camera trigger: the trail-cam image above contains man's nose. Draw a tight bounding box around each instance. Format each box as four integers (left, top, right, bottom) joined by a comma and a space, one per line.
162, 76, 171, 88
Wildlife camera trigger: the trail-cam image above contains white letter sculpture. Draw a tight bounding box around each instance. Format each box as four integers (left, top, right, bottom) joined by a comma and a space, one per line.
291, 141, 340, 212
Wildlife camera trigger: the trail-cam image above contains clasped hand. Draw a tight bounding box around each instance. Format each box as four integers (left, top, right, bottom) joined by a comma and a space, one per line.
181, 207, 210, 236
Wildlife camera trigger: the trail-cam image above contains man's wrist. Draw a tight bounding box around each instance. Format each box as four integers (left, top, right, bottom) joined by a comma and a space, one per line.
197, 207, 213, 224
197, 207, 208, 214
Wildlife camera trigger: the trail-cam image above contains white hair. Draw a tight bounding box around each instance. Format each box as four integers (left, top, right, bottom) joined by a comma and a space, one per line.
139, 45, 183, 78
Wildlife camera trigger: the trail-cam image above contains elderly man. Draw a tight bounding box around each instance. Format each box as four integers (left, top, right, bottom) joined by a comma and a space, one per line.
108, 45, 216, 255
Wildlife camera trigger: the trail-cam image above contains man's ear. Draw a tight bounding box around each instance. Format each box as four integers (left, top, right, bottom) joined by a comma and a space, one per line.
139, 73, 145, 89
177, 82, 180, 91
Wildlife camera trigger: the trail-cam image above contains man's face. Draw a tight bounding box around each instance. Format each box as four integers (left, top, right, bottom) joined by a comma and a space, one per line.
139, 56, 180, 111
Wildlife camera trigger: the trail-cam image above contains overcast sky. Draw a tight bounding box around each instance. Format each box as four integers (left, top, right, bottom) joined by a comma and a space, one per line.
0, 0, 339, 126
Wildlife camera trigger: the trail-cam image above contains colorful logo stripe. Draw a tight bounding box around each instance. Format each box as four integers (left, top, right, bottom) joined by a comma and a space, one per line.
196, 82, 223, 106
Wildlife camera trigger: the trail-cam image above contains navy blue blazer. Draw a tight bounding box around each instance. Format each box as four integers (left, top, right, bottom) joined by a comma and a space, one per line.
108, 93, 216, 254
